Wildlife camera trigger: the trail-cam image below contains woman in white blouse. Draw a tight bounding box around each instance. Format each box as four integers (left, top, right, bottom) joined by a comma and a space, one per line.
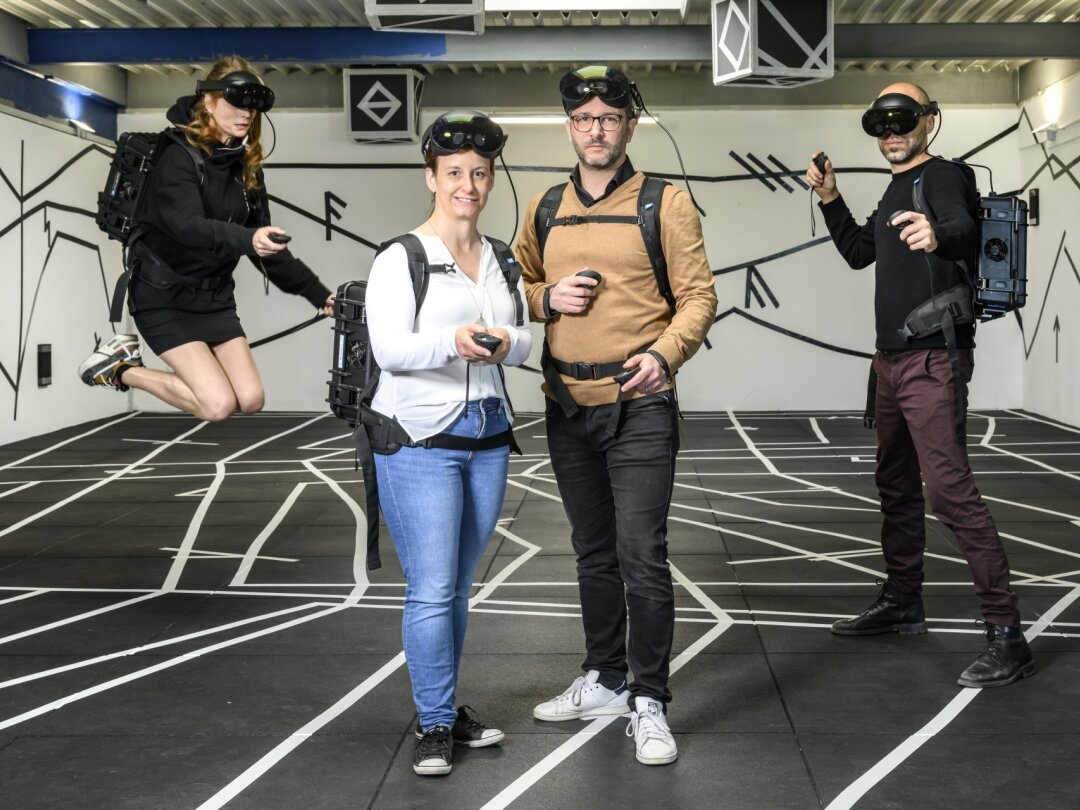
364, 111, 532, 777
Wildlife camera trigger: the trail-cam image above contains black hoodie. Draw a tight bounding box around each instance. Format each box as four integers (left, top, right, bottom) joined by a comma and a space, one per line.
131, 96, 330, 315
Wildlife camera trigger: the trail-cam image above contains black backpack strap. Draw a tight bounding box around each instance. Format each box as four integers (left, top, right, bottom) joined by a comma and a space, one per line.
535, 183, 567, 260
487, 236, 525, 327
376, 233, 442, 315
639, 176, 675, 315
863, 363, 877, 430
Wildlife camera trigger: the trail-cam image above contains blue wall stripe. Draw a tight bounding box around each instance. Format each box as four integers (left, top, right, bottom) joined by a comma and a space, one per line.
27, 27, 448, 64
0, 61, 118, 139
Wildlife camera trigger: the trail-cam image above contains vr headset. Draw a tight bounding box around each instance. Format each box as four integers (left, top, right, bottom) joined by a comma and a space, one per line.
861, 93, 938, 137
559, 65, 642, 119
421, 111, 507, 159
195, 70, 275, 113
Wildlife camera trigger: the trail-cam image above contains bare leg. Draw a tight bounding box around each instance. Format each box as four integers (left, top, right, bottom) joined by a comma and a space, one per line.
210, 337, 265, 414
122, 338, 262, 421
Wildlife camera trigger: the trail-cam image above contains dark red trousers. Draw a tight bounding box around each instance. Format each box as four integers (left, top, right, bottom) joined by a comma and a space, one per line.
873, 348, 1020, 626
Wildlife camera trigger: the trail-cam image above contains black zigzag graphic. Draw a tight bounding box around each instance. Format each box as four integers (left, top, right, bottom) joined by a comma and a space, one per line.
1018, 232, 1078, 360
0, 140, 114, 418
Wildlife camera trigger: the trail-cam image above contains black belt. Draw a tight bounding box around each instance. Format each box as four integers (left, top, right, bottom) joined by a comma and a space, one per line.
110, 241, 230, 322
548, 356, 627, 381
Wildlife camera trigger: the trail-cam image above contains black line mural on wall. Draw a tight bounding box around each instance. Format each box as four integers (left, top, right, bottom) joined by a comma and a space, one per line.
256, 111, 1076, 368
0, 140, 114, 419
4, 105, 1076, 425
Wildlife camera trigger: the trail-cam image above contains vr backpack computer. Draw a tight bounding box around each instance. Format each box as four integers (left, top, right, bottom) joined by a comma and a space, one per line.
96, 130, 206, 322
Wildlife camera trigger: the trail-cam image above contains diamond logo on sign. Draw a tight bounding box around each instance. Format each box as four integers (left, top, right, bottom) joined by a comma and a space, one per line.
719, 0, 750, 71
357, 81, 403, 128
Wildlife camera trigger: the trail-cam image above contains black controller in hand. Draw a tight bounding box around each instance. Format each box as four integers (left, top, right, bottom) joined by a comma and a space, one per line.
576, 269, 602, 284
268, 232, 292, 244
813, 152, 828, 174
613, 367, 640, 386
472, 332, 503, 353
887, 210, 908, 229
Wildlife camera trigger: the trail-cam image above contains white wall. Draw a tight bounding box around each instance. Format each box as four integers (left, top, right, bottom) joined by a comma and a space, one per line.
0, 108, 127, 444
1018, 70, 1080, 427
119, 104, 1023, 415
0, 98, 1045, 448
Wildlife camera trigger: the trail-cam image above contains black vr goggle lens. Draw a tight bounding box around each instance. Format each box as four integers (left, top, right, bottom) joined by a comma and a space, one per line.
196, 71, 275, 113
861, 93, 938, 137
421, 111, 507, 159
559, 65, 639, 117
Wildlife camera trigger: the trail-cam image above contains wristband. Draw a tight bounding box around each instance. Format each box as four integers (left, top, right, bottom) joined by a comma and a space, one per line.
647, 350, 671, 380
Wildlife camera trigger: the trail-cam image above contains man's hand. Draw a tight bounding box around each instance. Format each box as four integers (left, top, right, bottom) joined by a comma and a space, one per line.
889, 211, 939, 253
619, 352, 666, 394
807, 151, 839, 204
548, 271, 599, 315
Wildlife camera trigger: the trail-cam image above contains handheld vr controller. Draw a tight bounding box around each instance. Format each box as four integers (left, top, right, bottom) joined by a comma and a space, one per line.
887, 210, 908, 229
613, 367, 640, 386
576, 269, 602, 284
268, 233, 292, 244
472, 333, 503, 353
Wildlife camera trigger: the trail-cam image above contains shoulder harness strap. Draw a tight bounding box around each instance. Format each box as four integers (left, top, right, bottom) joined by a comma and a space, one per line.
535, 182, 568, 260
486, 236, 525, 327
534, 176, 675, 315
638, 176, 674, 315
376, 233, 452, 315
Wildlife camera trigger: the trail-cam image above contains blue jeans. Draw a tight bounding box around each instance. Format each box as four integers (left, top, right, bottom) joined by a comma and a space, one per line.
376, 398, 510, 730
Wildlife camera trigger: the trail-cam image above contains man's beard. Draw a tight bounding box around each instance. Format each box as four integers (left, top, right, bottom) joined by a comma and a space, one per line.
879, 130, 928, 164
574, 137, 627, 170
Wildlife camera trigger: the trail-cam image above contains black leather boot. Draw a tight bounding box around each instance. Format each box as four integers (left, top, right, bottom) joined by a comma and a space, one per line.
958, 622, 1035, 688
832, 581, 927, 636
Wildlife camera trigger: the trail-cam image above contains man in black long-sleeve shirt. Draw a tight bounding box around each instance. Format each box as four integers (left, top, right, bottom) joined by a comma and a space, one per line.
807, 82, 1034, 688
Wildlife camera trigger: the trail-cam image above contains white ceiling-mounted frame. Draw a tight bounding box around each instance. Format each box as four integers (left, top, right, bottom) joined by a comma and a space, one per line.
364, 0, 485, 35
712, 0, 834, 88
487, 0, 688, 11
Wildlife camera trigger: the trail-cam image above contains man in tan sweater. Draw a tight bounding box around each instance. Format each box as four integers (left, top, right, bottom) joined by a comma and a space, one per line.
516, 65, 716, 766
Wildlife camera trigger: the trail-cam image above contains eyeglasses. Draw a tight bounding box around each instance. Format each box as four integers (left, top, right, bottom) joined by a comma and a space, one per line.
570, 113, 625, 132
422, 111, 507, 158
196, 71, 275, 113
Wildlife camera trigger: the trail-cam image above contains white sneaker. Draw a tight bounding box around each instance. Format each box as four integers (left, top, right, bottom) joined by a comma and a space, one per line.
626, 696, 677, 765
532, 670, 630, 722
78, 333, 142, 390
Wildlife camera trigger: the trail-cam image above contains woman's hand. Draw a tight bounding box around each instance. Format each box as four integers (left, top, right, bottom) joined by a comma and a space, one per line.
323, 294, 335, 317
455, 324, 510, 364
253, 226, 288, 257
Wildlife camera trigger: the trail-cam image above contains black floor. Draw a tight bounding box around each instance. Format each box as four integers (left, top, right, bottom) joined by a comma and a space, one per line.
1, 409, 1079, 809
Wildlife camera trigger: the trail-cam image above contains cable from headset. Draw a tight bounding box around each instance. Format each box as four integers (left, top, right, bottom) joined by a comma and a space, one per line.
499, 152, 520, 246
262, 112, 276, 161
633, 90, 706, 217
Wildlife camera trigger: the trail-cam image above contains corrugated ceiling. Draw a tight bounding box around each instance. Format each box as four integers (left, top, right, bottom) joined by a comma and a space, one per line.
0, 0, 1077, 77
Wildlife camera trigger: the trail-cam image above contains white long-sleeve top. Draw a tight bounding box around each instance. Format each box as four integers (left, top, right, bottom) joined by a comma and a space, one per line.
367, 231, 533, 441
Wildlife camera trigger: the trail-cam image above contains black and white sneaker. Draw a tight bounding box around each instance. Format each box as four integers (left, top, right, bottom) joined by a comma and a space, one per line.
413, 725, 453, 776
414, 705, 505, 749
78, 333, 142, 391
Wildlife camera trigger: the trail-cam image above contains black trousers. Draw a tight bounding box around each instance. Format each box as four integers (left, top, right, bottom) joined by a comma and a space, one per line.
545, 392, 679, 705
